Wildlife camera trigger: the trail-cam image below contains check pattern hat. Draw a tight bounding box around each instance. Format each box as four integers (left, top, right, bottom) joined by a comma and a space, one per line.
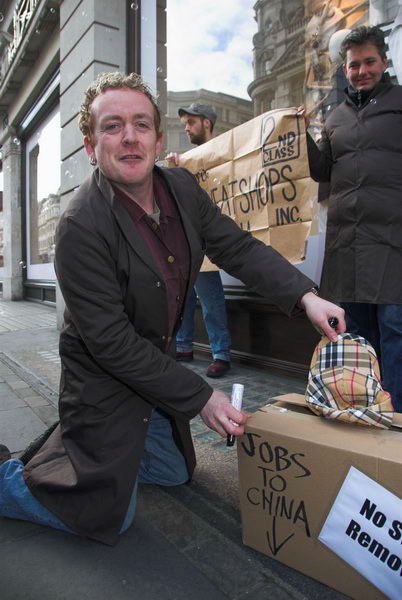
305, 333, 394, 429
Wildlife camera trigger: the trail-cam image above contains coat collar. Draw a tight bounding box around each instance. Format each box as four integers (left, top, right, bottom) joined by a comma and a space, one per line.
344, 72, 392, 109
94, 168, 162, 278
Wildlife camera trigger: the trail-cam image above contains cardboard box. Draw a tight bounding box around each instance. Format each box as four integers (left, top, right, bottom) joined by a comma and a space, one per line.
237, 394, 402, 600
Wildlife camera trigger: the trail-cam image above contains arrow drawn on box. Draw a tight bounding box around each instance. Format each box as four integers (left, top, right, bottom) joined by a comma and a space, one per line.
266, 516, 295, 556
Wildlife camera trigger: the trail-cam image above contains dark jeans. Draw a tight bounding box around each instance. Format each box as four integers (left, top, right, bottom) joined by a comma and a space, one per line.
176, 271, 231, 361
341, 303, 402, 412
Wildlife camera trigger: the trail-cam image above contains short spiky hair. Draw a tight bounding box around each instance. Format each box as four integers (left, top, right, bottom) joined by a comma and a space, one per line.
79, 72, 161, 143
340, 25, 387, 61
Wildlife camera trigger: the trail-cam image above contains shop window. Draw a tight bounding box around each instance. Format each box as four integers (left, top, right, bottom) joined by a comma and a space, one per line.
25, 105, 60, 280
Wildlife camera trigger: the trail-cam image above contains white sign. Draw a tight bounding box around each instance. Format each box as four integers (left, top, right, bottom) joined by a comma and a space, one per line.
319, 466, 402, 600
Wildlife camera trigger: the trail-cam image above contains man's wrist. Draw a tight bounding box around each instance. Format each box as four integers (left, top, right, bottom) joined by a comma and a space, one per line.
298, 287, 319, 308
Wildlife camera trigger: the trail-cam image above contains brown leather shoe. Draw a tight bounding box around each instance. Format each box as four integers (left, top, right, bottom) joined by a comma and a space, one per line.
176, 351, 194, 362
206, 359, 230, 378
0, 444, 11, 465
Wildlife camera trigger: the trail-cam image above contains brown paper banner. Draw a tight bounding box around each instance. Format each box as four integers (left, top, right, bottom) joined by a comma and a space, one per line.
166, 108, 312, 271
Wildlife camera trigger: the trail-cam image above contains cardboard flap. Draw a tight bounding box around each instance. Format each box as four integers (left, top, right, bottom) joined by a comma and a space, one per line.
263, 393, 402, 431
269, 393, 306, 407
261, 393, 308, 412
257, 394, 311, 418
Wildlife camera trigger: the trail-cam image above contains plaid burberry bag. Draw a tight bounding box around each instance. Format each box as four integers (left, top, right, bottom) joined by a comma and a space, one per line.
305, 333, 394, 429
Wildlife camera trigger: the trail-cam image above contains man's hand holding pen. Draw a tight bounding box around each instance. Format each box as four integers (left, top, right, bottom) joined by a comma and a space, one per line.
200, 389, 250, 438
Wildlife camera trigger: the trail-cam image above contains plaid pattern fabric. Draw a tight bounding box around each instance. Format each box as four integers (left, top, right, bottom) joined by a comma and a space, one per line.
305, 333, 394, 429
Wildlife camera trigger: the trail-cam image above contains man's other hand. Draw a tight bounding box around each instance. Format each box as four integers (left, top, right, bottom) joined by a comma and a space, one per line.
165, 152, 181, 166
200, 389, 250, 438
295, 105, 310, 129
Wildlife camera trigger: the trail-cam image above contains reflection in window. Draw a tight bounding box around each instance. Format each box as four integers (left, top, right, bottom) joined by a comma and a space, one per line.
167, 0, 398, 140
249, 1, 377, 135
26, 108, 60, 266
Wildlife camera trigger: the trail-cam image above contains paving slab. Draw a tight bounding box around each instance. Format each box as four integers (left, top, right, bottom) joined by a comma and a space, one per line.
0, 384, 28, 410
24, 395, 50, 408
0, 511, 227, 600
0, 406, 48, 454
30, 403, 59, 427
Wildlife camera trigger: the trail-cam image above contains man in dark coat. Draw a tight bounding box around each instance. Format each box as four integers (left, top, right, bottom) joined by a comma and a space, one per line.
0, 72, 344, 545
302, 25, 402, 412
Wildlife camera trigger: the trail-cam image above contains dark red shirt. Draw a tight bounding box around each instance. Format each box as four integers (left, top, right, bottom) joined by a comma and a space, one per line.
113, 173, 190, 351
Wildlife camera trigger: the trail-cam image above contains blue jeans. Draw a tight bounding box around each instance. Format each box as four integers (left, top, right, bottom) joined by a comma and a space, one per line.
341, 303, 402, 412
0, 409, 189, 535
0, 459, 75, 533
176, 271, 231, 361
120, 409, 189, 532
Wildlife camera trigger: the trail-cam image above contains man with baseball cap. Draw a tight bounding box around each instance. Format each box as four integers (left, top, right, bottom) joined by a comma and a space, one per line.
178, 103, 217, 143
168, 102, 231, 378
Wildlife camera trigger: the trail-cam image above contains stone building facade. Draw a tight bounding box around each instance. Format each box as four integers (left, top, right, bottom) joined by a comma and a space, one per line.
0, 0, 166, 325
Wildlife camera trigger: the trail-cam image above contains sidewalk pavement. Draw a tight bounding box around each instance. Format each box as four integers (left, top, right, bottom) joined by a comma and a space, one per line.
0, 298, 349, 600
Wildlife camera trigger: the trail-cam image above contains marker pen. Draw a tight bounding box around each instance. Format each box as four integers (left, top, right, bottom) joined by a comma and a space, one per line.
227, 383, 244, 447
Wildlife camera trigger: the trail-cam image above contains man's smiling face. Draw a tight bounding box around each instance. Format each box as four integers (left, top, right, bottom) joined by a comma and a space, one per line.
84, 87, 163, 195
343, 42, 387, 91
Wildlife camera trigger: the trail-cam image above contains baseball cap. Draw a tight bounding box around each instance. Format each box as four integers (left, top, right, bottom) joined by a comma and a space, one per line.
178, 103, 217, 125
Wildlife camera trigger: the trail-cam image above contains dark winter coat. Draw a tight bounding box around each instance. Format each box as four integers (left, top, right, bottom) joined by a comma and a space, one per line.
24, 166, 314, 545
307, 78, 402, 304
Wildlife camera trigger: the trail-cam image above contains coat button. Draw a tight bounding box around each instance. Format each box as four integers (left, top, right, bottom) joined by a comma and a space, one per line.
156, 281, 162, 287
167, 336, 172, 342
162, 335, 166, 340
143, 417, 148, 423
167, 255, 175, 263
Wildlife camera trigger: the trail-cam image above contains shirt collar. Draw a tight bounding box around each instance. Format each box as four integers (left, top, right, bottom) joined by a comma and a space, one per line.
112, 171, 179, 224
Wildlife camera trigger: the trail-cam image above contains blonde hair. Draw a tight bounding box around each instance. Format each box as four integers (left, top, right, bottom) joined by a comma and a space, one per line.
79, 72, 161, 143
